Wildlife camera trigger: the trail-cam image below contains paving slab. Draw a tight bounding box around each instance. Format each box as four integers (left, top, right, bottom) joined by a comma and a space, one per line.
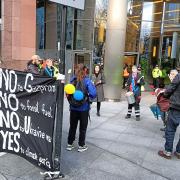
0, 92, 180, 180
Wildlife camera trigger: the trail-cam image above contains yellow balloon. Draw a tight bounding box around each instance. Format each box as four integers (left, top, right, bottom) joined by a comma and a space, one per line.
64, 84, 75, 94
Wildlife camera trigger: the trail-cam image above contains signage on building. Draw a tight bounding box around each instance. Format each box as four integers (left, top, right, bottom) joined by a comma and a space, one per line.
50, 0, 85, 10
0, 68, 60, 171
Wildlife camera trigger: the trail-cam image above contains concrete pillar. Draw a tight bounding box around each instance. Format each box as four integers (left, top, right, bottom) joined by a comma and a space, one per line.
1, 0, 36, 71
104, 0, 128, 101
171, 32, 178, 59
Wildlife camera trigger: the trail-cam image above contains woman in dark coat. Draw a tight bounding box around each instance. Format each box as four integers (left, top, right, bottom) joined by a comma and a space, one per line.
92, 65, 106, 116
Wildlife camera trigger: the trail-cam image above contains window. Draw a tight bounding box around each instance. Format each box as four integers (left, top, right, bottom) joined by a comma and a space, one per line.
36, 0, 45, 49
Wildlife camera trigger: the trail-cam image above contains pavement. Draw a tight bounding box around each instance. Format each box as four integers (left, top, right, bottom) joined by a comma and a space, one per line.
0, 91, 180, 180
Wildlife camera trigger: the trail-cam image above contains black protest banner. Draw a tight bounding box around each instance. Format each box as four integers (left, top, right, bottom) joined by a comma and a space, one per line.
0, 68, 58, 171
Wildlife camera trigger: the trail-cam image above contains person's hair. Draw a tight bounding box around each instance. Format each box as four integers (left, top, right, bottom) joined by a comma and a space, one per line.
132, 65, 137, 70
75, 64, 87, 81
176, 66, 180, 73
170, 69, 178, 75
94, 64, 101, 75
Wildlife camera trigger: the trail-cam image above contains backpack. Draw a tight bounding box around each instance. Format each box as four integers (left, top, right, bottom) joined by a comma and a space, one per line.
67, 79, 89, 107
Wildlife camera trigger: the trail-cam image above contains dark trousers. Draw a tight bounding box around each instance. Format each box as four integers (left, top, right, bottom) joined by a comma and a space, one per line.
127, 102, 140, 117
123, 77, 128, 88
153, 78, 159, 89
97, 102, 101, 113
68, 110, 89, 146
165, 109, 180, 153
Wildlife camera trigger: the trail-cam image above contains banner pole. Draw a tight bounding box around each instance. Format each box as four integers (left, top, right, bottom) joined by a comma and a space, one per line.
52, 4, 67, 179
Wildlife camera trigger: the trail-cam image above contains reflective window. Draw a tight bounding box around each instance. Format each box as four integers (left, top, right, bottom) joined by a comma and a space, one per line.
36, 0, 45, 49
36, 0, 58, 51
126, 0, 180, 76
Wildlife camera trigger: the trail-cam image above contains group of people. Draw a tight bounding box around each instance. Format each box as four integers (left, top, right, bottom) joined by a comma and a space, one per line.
26, 55, 105, 152
66, 64, 106, 152
26, 54, 180, 160
26, 55, 59, 78
123, 63, 180, 160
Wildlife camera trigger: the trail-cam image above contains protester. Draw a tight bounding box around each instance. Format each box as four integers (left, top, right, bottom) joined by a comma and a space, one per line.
26, 55, 41, 74
152, 65, 162, 89
158, 69, 180, 159
41, 58, 59, 79
123, 64, 129, 89
66, 64, 96, 152
92, 64, 105, 116
125, 65, 144, 121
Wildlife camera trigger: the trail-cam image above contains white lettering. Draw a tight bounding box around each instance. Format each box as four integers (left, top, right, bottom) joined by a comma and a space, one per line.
24, 73, 33, 93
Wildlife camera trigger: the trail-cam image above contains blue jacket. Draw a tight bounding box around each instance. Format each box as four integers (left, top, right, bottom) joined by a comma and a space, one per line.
70, 76, 96, 111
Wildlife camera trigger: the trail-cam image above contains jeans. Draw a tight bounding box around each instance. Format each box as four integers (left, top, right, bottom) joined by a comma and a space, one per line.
68, 110, 89, 146
165, 108, 180, 153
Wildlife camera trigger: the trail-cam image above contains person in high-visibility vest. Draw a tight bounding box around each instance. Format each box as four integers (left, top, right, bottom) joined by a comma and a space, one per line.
122, 64, 130, 89
152, 65, 162, 89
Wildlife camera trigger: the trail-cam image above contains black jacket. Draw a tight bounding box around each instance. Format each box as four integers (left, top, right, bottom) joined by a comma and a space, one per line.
26, 60, 40, 75
164, 73, 180, 110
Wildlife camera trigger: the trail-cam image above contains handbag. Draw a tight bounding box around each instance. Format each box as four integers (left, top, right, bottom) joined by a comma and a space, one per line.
149, 103, 162, 120
141, 85, 145, 92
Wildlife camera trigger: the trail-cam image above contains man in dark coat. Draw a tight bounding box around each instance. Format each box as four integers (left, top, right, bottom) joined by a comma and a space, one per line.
26, 55, 41, 74
158, 69, 180, 159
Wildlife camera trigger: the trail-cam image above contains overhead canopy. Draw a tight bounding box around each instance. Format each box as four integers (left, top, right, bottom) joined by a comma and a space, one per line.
49, 0, 85, 10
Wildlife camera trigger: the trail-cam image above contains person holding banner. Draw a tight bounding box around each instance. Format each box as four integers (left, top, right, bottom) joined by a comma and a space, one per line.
41, 58, 58, 77
125, 65, 144, 121
41, 58, 65, 82
66, 64, 96, 152
26, 55, 42, 74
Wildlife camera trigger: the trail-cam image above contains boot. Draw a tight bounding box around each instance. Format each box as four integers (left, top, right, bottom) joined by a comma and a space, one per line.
125, 114, 131, 119
97, 112, 100, 116
136, 116, 140, 121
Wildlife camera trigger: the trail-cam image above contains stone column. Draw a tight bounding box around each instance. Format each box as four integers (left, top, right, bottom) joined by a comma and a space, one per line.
1, 0, 36, 70
171, 32, 178, 59
104, 0, 128, 101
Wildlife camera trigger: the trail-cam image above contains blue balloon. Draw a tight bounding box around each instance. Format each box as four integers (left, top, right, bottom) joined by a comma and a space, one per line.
73, 90, 84, 101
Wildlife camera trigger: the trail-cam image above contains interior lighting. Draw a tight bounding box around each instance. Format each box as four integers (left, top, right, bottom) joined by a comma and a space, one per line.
153, 46, 157, 57
168, 46, 171, 57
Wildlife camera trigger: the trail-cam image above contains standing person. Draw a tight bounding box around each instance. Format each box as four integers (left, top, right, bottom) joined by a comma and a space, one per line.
41, 58, 59, 78
152, 65, 162, 89
122, 64, 129, 89
26, 55, 41, 74
125, 65, 144, 121
158, 69, 180, 159
66, 64, 96, 152
92, 64, 106, 116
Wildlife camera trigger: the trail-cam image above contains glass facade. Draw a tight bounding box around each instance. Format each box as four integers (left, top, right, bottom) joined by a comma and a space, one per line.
35, 0, 180, 77
127, 0, 180, 77
36, 0, 59, 58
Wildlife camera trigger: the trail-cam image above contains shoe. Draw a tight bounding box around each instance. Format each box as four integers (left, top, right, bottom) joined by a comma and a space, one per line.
136, 116, 140, 121
66, 144, 74, 151
78, 145, 88, 152
125, 115, 131, 119
97, 112, 100, 116
158, 150, 171, 159
174, 152, 180, 159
